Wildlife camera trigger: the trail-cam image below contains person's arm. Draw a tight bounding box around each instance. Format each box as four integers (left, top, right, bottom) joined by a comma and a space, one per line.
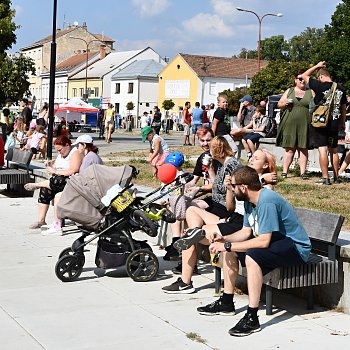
147, 138, 160, 162
236, 103, 245, 122
277, 88, 291, 109
211, 118, 218, 134
301, 61, 326, 84
224, 174, 236, 213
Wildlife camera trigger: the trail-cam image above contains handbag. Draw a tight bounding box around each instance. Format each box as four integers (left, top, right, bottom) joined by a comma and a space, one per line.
168, 186, 192, 221
311, 83, 337, 128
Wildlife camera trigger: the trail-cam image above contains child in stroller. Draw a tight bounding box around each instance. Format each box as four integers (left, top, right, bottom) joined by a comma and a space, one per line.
55, 164, 193, 282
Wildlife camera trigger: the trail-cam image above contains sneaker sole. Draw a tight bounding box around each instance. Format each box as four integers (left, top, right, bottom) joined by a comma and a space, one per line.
198, 310, 235, 316
162, 287, 195, 294
173, 229, 205, 251
228, 327, 261, 337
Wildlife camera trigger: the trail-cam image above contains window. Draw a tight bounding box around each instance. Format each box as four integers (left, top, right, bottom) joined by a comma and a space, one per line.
115, 83, 120, 94
146, 103, 150, 107
72, 88, 77, 97
209, 82, 217, 95
128, 82, 134, 94
94, 87, 99, 97
79, 88, 84, 97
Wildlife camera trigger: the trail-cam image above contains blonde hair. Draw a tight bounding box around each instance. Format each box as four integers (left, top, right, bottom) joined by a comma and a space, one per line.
210, 136, 234, 159
261, 148, 277, 174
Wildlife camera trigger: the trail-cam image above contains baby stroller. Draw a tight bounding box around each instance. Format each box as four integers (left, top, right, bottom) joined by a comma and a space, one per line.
55, 164, 193, 283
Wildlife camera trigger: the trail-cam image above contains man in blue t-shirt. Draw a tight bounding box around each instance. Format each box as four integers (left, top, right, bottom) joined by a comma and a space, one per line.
191, 101, 203, 146
204, 166, 311, 337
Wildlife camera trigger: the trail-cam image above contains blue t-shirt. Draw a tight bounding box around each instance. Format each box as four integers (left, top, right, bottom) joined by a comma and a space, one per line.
191, 108, 203, 125
243, 188, 311, 262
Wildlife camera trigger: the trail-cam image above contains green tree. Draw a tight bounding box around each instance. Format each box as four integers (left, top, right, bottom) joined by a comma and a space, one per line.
0, 54, 35, 103
260, 35, 289, 61
0, 0, 17, 55
288, 27, 325, 62
315, 0, 350, 91
126, 101, 135, 131
162, 99, 175, 112
248, 60, 309, 102
0, 1, 35, 103
237, 48, 258, 59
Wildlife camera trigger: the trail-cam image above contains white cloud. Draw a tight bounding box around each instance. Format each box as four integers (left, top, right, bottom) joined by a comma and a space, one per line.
182, 13, 234, 38
211, 0, 237, 17
117, 38, 164, 52
131, 0, 170, 17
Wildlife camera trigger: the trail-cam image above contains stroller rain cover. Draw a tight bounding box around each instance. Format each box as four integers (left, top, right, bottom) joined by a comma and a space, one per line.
57, 164, 134, 230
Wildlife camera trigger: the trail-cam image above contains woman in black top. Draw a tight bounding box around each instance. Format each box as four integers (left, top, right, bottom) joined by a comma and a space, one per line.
151, 106, 162, 135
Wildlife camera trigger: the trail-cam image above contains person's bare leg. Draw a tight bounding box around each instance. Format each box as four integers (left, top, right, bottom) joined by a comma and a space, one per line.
241, 139, 250, 154
53, 192, 62, 222
247, 139, 256, 153
339, 151, 350, 173
38, 203, 49, 223
282, 148, 296, 174
170, 220, 183, 239
318, 146, 329, 178
186, 206, 220, 229
298, 148, 308, 175
222, 252, 239, 294
245, 255, 263, 308
181, 245, 197, 284
329, 147, 339, 178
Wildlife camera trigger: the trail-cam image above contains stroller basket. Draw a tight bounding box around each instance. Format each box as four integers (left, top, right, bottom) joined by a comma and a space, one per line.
111, 190, 134, 213
95, 238, 130, 269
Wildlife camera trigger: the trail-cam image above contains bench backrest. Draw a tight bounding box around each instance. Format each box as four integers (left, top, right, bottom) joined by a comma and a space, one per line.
6, 148, 33, 170
294, 207, 344, 260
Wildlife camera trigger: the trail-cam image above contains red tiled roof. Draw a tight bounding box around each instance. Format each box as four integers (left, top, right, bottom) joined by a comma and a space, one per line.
56, 51, 99, 72
179, 53, 268, 79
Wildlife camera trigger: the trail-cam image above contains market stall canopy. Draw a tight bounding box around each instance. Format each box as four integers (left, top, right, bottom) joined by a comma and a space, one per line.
56, 98, 99, 113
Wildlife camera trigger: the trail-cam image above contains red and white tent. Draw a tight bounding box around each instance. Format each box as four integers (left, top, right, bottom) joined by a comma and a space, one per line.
56, 98, 98, 113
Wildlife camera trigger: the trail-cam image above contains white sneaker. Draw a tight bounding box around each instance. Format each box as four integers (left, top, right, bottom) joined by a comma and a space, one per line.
41, 224, 62, 236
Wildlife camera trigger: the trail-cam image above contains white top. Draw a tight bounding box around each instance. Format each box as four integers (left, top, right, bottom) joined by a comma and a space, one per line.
55, 147, 77, 170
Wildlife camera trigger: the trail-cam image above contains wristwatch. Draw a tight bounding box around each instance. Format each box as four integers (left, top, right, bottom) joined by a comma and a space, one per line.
224, 241, 232, 252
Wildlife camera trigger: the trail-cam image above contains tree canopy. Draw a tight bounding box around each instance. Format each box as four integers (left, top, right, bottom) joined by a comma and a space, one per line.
0, 0, 35, 104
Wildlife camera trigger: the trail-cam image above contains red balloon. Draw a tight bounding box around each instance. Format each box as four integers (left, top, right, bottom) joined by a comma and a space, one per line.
157, 163, 177, 184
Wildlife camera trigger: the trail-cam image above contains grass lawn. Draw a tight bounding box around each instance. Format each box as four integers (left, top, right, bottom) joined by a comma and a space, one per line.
105, 155, 350, 230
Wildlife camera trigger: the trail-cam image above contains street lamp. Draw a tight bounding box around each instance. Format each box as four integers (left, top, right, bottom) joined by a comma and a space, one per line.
236, 7, 283, 70
69, 37, 100, 102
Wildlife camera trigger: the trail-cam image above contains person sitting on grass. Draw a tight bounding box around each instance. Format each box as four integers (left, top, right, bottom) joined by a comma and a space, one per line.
141, 125, 170, 178
241, 105, 269, 160
204, 166, 311, 337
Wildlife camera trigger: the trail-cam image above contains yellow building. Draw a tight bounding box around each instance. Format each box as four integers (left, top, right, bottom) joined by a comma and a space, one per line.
158, 53, 266, 114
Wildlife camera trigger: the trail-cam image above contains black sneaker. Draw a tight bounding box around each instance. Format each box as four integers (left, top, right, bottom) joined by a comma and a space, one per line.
172, 262, 199, 275
162, 277, 195, 294
197, 296, 235, 316
315, 178, 331, 185
163, 246, 180, 261
173, 228, 206, 251
228, 313, 261, 336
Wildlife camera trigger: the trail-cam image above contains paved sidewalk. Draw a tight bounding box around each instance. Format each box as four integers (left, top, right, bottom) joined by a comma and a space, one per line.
0, 189, 349, 350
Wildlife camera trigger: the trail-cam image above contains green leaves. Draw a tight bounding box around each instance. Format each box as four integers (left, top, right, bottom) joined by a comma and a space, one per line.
162, 99, 175, 111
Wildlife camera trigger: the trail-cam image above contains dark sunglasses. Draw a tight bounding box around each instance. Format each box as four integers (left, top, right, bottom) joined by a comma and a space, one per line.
296, 77, 304, 82
231, 183, 243, 189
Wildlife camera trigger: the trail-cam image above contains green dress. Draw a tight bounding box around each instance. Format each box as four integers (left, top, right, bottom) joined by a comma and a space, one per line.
276, 88, 313, 149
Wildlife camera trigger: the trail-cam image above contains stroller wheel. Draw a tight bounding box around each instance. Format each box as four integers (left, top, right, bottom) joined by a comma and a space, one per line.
55, 255, 84, 282
58, 247, 86, 266
133, 210, 158, 237
161, 209, 176, 223
126, 249, 159, 282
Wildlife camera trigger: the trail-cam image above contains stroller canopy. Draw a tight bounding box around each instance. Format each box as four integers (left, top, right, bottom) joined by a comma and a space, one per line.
57, 164, 134, 230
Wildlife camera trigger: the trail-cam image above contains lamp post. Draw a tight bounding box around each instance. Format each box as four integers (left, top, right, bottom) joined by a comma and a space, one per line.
69, 37, 100, 102
236, 7, 283, 70
47, 0, 57, 160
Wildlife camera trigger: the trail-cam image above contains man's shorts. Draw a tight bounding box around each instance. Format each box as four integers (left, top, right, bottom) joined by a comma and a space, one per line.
243, 132, 262, 144
191, 124, 202, 135
183, 124, 190, 136
218, 212, 243, 236
310, 126, 338, 149
236, 236, 304, 275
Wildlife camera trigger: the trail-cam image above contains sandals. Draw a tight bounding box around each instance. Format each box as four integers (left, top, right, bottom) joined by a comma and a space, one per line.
24, 183, 38, 191
281, 173, 287, 178
300, 173, 310, 180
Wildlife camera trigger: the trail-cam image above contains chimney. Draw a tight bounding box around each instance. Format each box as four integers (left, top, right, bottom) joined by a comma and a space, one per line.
99, 45, 106, 60
82, 22, 87, 30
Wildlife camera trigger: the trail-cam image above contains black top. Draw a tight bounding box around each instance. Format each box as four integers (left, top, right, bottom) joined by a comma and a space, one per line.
309, 78, 346, 129
2, 107, 10, 117
22, 106, 32, 127
213, 108, 231, 136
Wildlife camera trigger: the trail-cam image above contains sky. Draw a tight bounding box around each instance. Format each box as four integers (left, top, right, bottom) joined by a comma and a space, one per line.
11, 0, 341, 59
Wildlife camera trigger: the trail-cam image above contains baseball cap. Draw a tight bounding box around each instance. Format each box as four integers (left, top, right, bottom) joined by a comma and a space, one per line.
72, 134, 93, 145
141, 125, 153, 142
239, 95, 253, 103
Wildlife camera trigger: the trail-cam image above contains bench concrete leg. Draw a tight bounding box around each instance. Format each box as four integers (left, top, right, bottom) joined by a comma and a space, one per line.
214, 267, 221, 294
266, 285, 273, 315
307, 286, 314, 309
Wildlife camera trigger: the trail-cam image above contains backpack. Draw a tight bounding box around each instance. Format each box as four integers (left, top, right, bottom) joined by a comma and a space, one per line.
265, 116, 277, 138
